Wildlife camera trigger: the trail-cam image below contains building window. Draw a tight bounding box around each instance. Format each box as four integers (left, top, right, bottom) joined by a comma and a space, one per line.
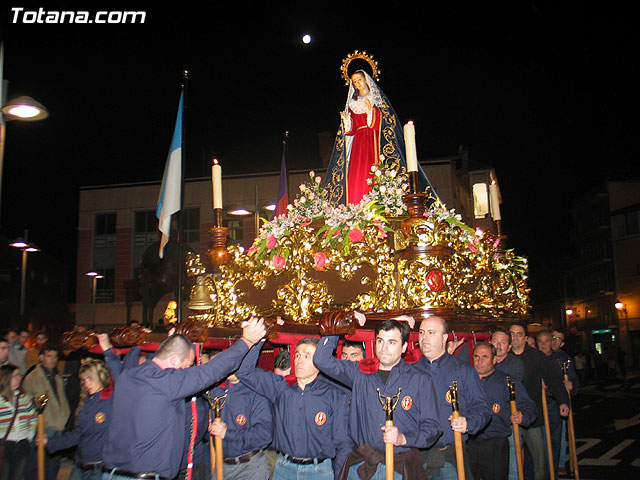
95, 268, 115, 303
225, 218, 245, 247
179, 207, 200, 254
624, 211, 639, 235
93, 213, 116, 303
133, 210, 159, 278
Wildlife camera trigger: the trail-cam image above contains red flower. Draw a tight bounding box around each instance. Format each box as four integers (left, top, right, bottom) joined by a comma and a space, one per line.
266, 235, 277, 249
348, 228, 363, 243
272, 255, 286, 269
302, 217, 312, 226
468, 241, 478, 253
313, 252, 329, 271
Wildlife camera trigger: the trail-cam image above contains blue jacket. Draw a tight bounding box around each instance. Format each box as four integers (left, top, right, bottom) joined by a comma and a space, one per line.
314, 336, 441, 453
102, 339, 250, 479
47, 391, 112, 464
209, 381, 273, 459
236, 341, 352, 474
415, 353, 491, 447
475, 369, 537, 439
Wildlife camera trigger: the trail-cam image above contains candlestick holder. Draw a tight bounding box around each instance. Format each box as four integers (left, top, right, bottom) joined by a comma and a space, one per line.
213, 208, 223, 228
409, 171, 419, 194
207, 226, 232, 268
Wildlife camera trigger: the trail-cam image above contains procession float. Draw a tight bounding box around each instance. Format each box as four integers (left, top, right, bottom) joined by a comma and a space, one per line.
63, 51, 531, 358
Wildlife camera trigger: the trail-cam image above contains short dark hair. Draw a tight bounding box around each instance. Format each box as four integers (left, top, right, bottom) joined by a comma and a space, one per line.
376, 320, 410, 345
491, 328, 512, 345
154, 334, 192, 361
296, 337, 319, 349
510, 322, 529, 337
39, 344, 59, 356
474, 341, 497, 358
342, 340, 365, 357
274, 350, 291, 370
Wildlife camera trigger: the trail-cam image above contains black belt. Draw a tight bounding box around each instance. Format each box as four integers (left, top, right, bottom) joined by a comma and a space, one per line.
223, 449, 262, 465
76, 462, 102, 471
282, 454, 327, 465
102, 466, 160, 480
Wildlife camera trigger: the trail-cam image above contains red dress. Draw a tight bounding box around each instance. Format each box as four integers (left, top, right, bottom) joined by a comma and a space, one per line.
345, 104, 381, 204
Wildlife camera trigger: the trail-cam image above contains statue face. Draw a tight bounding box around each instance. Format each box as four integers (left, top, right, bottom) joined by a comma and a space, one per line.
351, 72, 369, 96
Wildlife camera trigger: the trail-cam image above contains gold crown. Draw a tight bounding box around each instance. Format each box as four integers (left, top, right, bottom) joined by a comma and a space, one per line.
341, 50, 381, 85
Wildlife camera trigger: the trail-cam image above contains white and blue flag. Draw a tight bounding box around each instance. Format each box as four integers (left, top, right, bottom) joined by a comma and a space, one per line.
157, 91, 183, 258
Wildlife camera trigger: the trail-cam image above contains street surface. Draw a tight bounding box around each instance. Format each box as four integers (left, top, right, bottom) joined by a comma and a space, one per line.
568, 369, 640, 479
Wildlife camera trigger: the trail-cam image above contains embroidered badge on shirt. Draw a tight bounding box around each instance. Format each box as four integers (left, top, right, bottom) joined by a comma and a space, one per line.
315, 411, 326, 426
492, 403, 501, 414
95, 412, 106, 424
235, 414, 246, 426
445, 390, 452, 404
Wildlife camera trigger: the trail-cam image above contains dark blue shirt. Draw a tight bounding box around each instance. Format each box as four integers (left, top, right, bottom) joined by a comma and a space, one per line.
209, 381, 273, 459
236, 341, 352, 473
47, 392, 112, 464
314, 336, 441, 454
495, 352, 525, 382
550, 350, 579, 395
415, 353, 491, 447
475, 369, 537, 439
102, 339, 250, 479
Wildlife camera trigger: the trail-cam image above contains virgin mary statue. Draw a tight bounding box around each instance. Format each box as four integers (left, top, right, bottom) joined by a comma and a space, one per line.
324, 63, 437, 206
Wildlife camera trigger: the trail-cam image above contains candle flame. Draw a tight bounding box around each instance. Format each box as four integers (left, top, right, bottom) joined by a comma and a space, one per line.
212, 158, 219, 165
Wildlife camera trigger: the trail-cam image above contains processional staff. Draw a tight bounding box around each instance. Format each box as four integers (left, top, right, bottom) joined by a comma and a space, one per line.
541, 381, 555, 480
560, 360, 580, 479
449, 381, 466, 480
377, 388, 402, 480
507, 376, 525, 480
34, 394, 49, 480
206, 390, 228, 480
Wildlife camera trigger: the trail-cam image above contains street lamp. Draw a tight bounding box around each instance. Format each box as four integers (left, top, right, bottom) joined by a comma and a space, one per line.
0, 42, 50, 223
85, 271, 104, 304
9, 232, 40, 318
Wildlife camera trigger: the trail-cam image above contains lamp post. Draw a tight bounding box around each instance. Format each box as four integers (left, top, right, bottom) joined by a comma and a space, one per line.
9, 230, 40, 319
85, 271, 104, 304
85, 271, 103, 328
0, 43, 49, 224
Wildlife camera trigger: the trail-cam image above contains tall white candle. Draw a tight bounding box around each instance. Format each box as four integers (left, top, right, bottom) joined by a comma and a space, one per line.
489, 183, 501, 221
212, 159, 223, 209
403, 121, 418, 172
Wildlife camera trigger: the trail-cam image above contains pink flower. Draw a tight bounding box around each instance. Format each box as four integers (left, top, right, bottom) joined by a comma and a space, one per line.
246, 244, 257, 256
313, 252, 329, 271
302, 217, 312, 226
374, 221, 387, 239
468, 241, 478, 253
266, 235, 277, 249
348, 228, 363, 243
272, 255, 286, 269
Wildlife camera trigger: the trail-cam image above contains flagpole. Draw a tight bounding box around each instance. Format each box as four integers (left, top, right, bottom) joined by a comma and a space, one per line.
177, 70, 188, 324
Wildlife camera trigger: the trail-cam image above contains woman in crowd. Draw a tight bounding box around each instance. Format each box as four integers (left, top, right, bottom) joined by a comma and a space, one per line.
0, 364, 37, 480
44, 359, 113, 480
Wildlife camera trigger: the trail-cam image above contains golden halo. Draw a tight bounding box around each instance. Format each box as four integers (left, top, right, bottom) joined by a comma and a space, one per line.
341, 50, 381, 85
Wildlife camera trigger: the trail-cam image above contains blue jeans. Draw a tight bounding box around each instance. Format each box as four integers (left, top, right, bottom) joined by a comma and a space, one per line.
273, 454, 333, 480
69, 464, 103, 480
347, 462, 402, 480
101, 471, 160, 480
427, 460, 458, 480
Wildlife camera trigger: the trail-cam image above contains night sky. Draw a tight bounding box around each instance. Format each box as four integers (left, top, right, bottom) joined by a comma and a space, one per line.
1, 2, 636, 302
